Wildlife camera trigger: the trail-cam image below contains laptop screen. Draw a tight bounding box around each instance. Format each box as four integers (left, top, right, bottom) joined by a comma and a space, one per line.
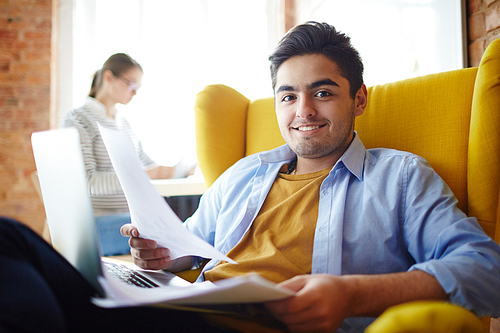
32, 127, 104, 294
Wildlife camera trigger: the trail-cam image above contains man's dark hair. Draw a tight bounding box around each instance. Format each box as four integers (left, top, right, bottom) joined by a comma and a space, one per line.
269, 21, 364, 99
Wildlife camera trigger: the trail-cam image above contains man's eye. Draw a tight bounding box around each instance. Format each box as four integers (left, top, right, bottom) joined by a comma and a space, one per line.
282, 95, 295, 102
316, 91, 331, 98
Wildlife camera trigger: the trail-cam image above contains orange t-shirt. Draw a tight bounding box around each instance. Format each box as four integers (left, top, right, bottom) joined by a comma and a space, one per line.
204, 166, 330, 284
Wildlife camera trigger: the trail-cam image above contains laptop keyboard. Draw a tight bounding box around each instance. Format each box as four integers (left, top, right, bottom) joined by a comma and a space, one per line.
104, 261, 159, 288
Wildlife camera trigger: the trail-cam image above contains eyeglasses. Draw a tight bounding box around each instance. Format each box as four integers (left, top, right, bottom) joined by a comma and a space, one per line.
116, 75, 141, 92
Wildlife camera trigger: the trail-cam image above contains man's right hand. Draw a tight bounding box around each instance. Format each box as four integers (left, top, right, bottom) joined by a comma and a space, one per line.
120, 224, 181, 271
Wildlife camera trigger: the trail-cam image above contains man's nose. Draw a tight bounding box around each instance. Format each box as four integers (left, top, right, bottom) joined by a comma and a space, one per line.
296, 96, 316, 118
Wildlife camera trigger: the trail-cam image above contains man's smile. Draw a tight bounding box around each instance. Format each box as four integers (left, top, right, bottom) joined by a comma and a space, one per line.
292, 124, 327, 132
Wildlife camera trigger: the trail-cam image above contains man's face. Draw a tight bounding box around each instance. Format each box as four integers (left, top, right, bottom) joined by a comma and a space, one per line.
274, 54, 366, 163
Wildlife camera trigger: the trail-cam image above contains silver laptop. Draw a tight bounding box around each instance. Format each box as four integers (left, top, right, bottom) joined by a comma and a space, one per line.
31, 127, 190, 296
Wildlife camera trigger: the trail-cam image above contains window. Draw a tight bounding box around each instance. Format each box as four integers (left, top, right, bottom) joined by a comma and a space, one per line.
58, 0, 465, 165
295, 0, 466, 86
58, 0, 280, 165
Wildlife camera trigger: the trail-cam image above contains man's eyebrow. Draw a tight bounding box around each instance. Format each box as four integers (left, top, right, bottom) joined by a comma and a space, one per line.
276, 85, 295, 94
275, 79, 340, 94
308, 79, 340, 90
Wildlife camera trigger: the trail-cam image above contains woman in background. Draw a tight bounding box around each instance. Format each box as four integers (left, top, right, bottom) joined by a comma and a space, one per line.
61, 53, 192, 256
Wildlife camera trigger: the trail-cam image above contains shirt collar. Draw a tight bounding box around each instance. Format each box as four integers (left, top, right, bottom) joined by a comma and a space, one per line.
338, 132, 365, 181
258, 144, 296, 164
84, 97, 116, 121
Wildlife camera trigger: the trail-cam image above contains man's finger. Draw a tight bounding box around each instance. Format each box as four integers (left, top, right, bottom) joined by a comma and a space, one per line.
120, 224, 138, 237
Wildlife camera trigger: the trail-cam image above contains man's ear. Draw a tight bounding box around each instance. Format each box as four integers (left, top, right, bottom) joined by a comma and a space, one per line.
354, 84, 368, 117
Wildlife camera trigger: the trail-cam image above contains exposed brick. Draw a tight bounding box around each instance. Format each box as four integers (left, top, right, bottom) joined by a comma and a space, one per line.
5, 16, 23, 24
468, 0, 482, 16
10, 62, 29, 72
0, 29, 18, 39
16, 86, 34, 96
0, 61, 9, 72
24, 120, 48, 130
24, 98, 43, 107
11, 41, 28, 50
34, 86, 50, 96
35, 0, 51, 5
485, 0, 498, 7
0, 73, 25, 83
0, 110, 13, 118
16, 110, 31, 119
35, 20, 51, 30
31, 63, 50, 73
0, 86, 14, 95
0, 97, 12, 106
24, 51, 46, 61
0, 40, 14, 48
7, 20, 29, 30
469, 12, 486, 42
469, 39, 485, 67
485, 2, 500, 31
33, 40, 51, 49
0, 50, 21, 61
25, 74, 47, 85
7, 97, 18, 106
8, 121, 23, 130
486, 28, 500, 46
0, 0, 51, 232
23, 31, 50, 40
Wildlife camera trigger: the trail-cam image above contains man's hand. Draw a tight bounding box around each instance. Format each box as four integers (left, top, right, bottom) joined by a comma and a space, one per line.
265, 274, 352, 332
265, 271, 447, 333
120, 224, 192, 272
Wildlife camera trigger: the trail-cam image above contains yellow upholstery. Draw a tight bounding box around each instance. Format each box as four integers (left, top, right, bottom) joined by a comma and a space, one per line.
194, 86, 284, 186
195, 38, 500, 244
365, 301, 485, 333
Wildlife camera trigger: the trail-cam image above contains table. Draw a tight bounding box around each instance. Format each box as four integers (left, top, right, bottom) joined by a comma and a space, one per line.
151, 176, 207, 221
151, 176, 207, 197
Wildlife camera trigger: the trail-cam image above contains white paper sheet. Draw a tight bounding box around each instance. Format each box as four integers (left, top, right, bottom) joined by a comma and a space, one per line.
98, 124, 235, 264
92, 271, 294, 308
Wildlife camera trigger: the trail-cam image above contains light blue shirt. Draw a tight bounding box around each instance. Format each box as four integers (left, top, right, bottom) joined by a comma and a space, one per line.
185, 133, 500, 331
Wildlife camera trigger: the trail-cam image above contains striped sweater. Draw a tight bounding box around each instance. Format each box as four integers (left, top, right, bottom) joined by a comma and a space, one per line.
61, 97, 157, 216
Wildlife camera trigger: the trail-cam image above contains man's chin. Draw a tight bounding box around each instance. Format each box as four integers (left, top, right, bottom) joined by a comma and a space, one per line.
290, 144, 334, 160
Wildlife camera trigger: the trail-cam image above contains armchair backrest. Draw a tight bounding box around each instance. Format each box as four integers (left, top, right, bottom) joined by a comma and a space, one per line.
194, 38, 500, 242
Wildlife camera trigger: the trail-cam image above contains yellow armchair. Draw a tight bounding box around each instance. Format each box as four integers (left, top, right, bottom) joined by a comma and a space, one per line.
194, 38, 500, 332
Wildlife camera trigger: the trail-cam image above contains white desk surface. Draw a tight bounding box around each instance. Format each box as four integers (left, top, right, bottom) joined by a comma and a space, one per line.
151, 176, 207, 197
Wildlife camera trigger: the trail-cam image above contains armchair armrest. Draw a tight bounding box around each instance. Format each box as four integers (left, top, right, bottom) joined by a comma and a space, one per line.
365, 301, 485, 333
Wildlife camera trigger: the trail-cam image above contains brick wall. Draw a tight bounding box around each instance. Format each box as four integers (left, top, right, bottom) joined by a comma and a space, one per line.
468, 0, 500, 66
0, 0, 52, 235
0, 0, 498, 237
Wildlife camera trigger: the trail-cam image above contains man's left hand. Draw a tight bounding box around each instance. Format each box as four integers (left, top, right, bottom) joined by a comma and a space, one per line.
265, 274, 352, 332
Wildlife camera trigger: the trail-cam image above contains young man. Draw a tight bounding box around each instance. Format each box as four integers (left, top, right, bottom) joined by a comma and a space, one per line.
122, 22, 500, 332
